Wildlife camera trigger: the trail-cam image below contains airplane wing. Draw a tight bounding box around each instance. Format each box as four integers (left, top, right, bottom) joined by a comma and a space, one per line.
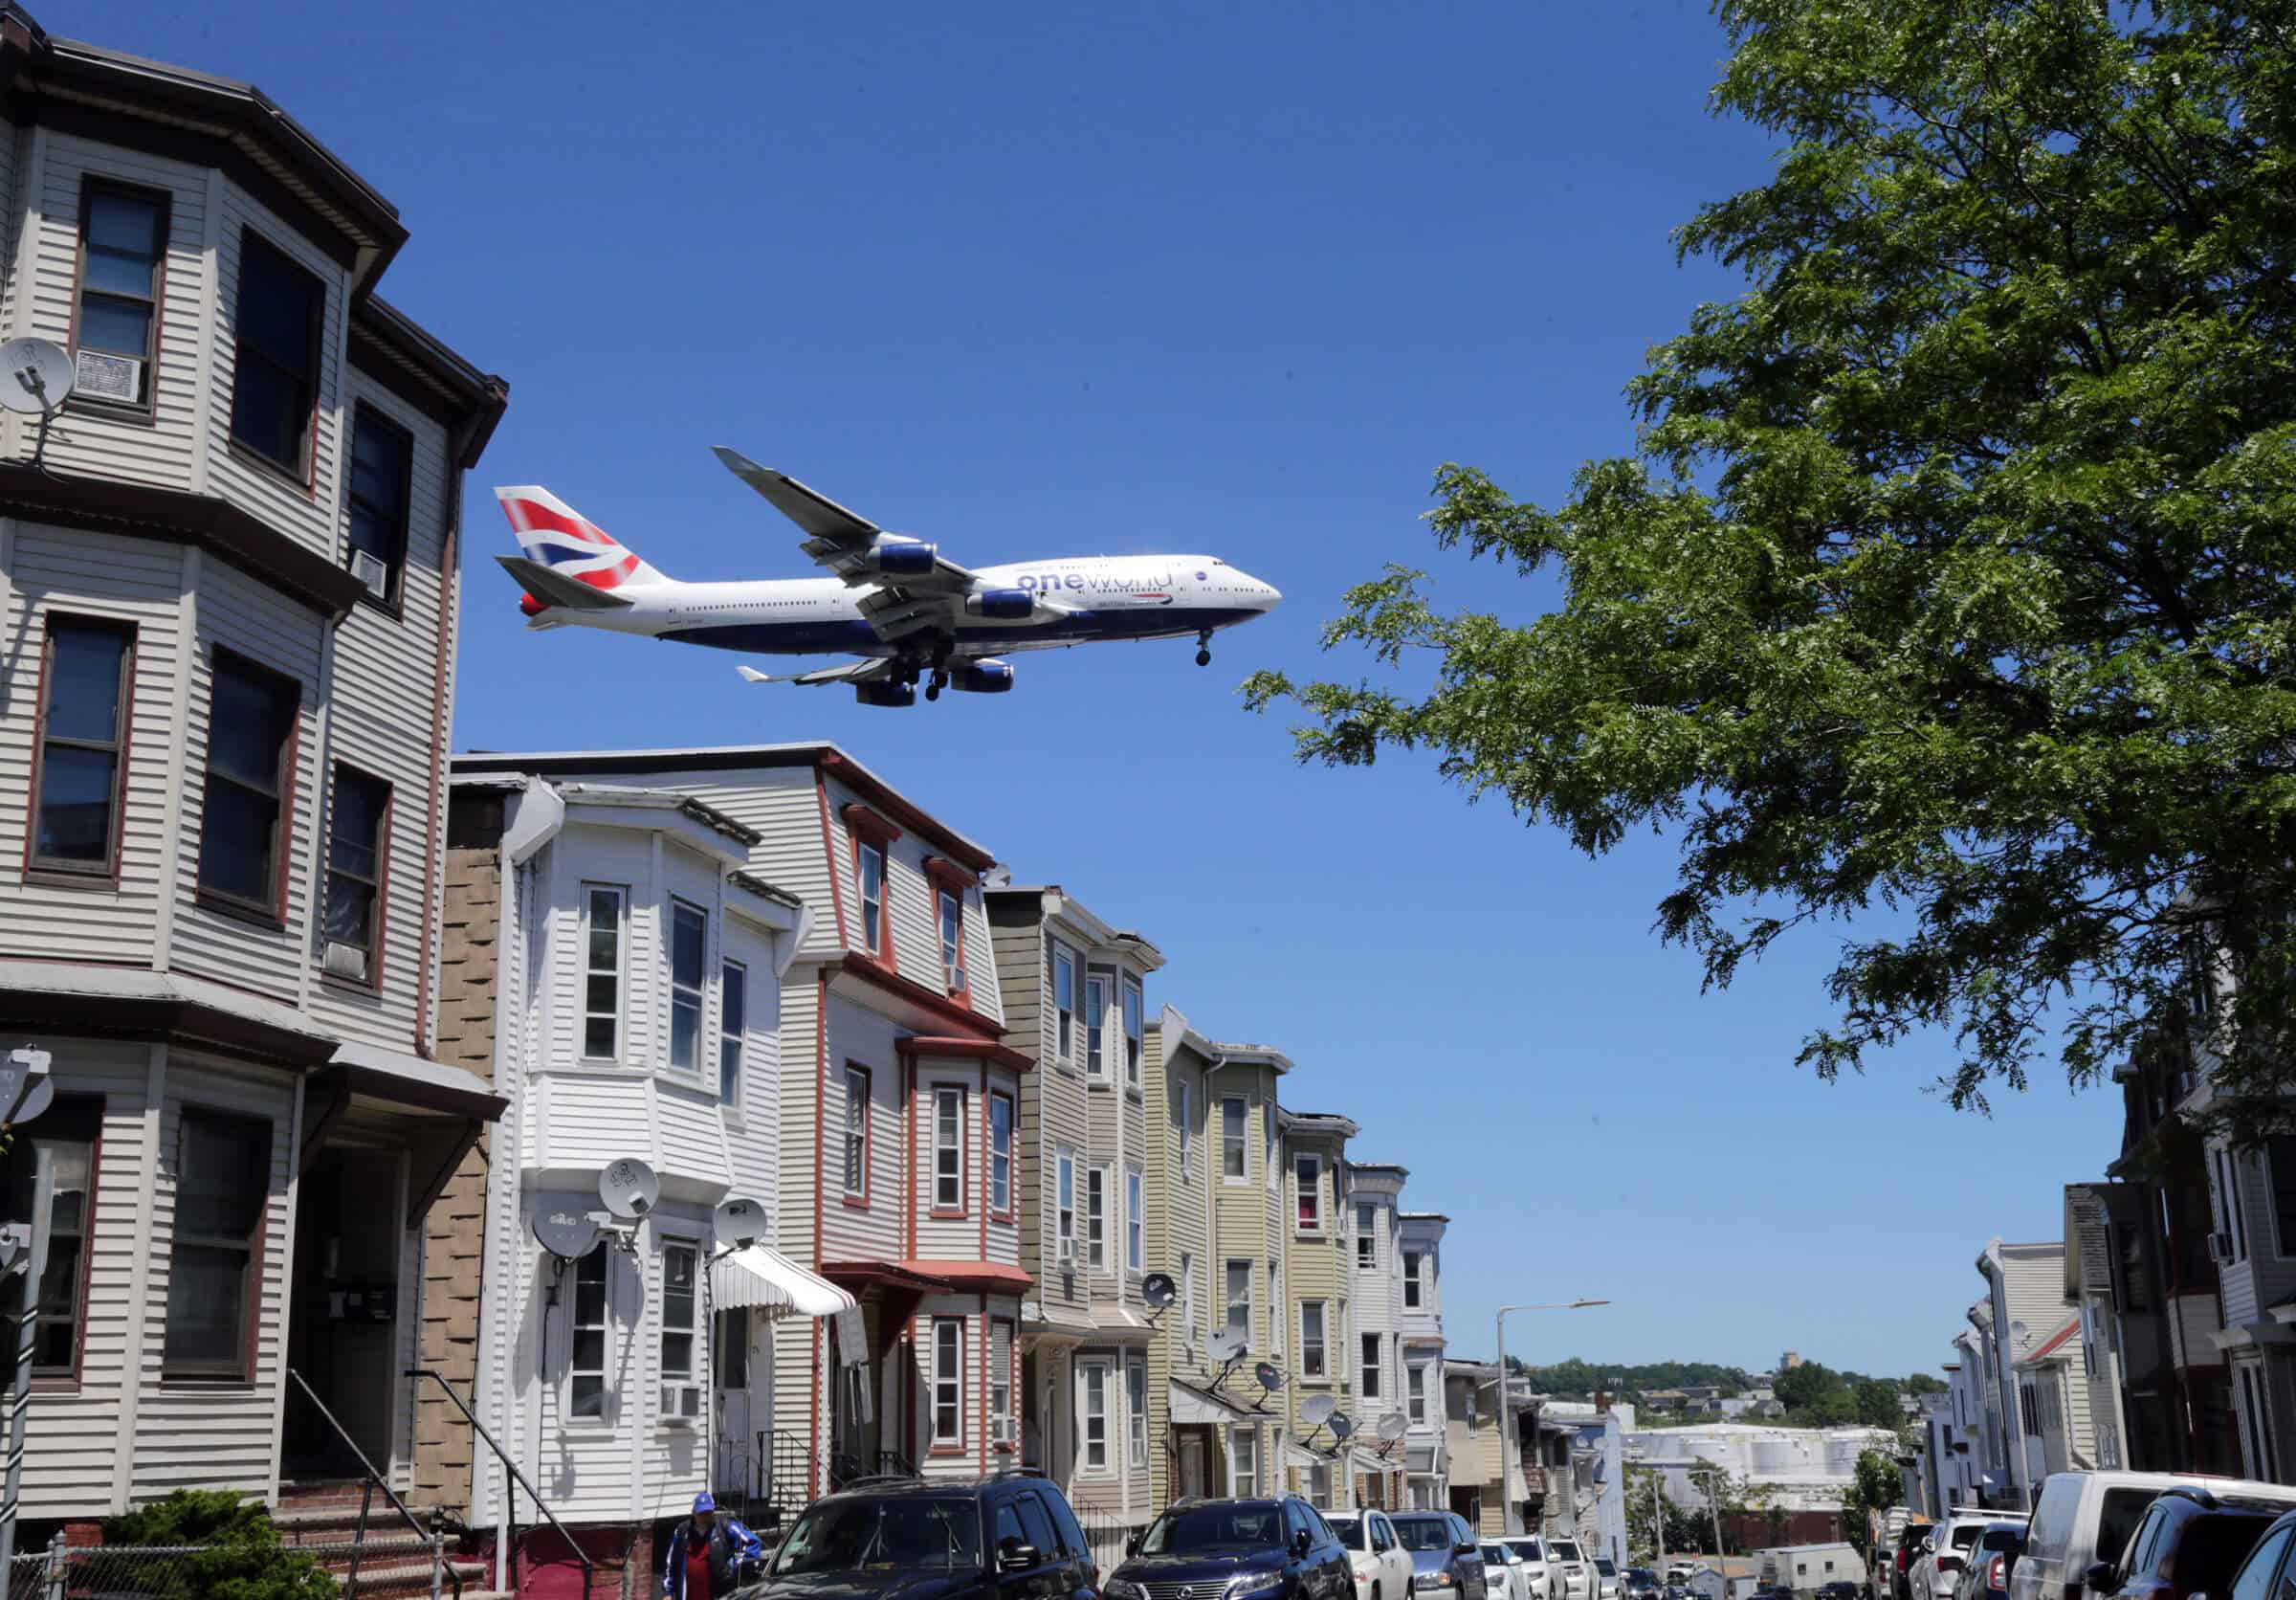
736, 660, 895, 688
712, 446, 993, 645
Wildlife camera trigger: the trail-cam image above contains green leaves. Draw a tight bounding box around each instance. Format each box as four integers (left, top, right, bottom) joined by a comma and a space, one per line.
1252, 0, 2296, 1128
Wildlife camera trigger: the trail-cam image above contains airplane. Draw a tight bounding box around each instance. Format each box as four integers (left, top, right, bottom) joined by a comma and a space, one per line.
493, 447, 1283, 707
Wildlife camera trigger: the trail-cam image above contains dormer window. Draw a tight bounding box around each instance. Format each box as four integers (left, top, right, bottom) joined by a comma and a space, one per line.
229, 231, 323, 479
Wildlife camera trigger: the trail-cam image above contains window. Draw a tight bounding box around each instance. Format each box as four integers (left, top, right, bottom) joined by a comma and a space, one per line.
1087, 971, 1108, 1078
856, 840, 886, 957
1309, 1462, 1333, 1509
933, 1318, 963, 1447
2271, 1138, 2296, 1257
346, 404, 413, 601
991, 1093, 1014, 1217
163, 1108, 272, 1377
1362, 1333, 1381, 1398
1225, 1258, 1252, 1340
2226, 1526, 2290, 1600
1295, 1153, 1323, 1231
843, 1067, 871, 1199
581, 885, 626, 1059
1052, 944, 1076, 1062
1056, 1147, 1076, 1262
719, 961, 747, 1105
1, 1097, 99, 1374
1230, 1426, 1258, 1496
991, 1322, 1015, 1451
1403, 1251, 1423, 1309
1123, 977, 1144, 1087
321, 767, 390, 986
1408, 1363, 1428, 1424
29, 616, 133, 876
938, 889, 964, 989
1087, 1165, 1109, 1273
74, 181, 166, 410
1339, 1300, 1351, 1379
2020, 1379, 2040, 1436
661, 1242, 698, 1383
1125, 1167, 1143, 1273
1301, 1301, 1328, 1378
1223, 1097, 1248, 1181
1358, 1203, 1377, 1269
1128, 1356, 1149, 1468
1177, 1081, 1195, 1177
2216, 1146, 2247, 1261
935, 1087, 965, 1211
567, 1244, 609, 1418
1180, 1251, 1198, 1334
1269, 1262, 1284, 1356
669, 900, 706, 1076
198, 652, 298, 912
229, 230, 322, 476
1082, 1361, 1111, 1470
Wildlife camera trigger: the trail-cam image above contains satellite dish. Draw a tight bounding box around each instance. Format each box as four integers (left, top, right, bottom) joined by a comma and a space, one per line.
599, 1157, 658, 1220
1255, 1363, 1286, 1393
533, 1202, 603, 1260
7, 1072, 54, 1127
0, 338, 72, 416
1378, 1412, 1410, 1442
1330, 1412, 1356, 1441
714, 1195, 767, 1251
1142, 1273, 1178, 1309
1205, 1328, 1247, 1364
1303, 1394, 1336, 1426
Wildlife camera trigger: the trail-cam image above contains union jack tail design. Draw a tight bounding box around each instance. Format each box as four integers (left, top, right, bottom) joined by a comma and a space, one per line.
495, 485, 671, 613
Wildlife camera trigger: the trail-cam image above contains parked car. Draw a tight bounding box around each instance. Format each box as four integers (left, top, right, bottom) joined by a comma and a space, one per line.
1108, 1497, 1351, 1600
1916, 1512, 2033, 1600
1822, 1583, 1864, 1600
1621, 1568, 1661, 1600
1328, 1510, 1418, 1600
1486, 1544, 1537, 1600
761, 1471, 1099, 1600
2198, 1504, 2296, 1600
1595, 1559, 1622, 1600
1548, 1539, 1593, 1600
1951, 1525, 2028, 1600
1392, 1511, 1490, 1600
1896, 1522, 1940, 1600
2090, 1486, 2296, 1600
2008, 1473, 2296, 1600
1505, 1538, 1555, 1600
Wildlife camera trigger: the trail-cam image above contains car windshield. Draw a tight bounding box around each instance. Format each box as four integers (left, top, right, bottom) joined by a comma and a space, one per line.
1979, 1529, 2023, 1553
1142, 1503, 1287, 1555
1554, 1543, 1584, 1562
1328, 1518, 1368, 1551
771, 1497, 982, 1574
1598, 1562, 1619, 1576
1393, 1519, 1459, 1553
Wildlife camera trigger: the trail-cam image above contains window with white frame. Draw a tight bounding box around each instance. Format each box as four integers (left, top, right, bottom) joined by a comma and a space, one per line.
581, 885, 626, 1059
1082, 1360, 1111, 1470
1408, 1362, 1428, 1423
1358, 1203, 1377, 1268
719, 961, 747, 1105
1087, 1165, 1109, 1273
1225, 1259, 1251, 1341
1126, 1166, 1143, 1273
934, 1318, 963, 1447
1269, 1261, 1284, 1356
1181, 1251, 1198, 1335
938, 889, 963, 988
1177, 1081, 1195, 1178
569, 1244, 610, 1419
1361, 1332, 1381, 1398
843, 1067, 870, 1199
857, 840, 887, 954
1087, 970, 1109, 1078
1301, 1300, 1328, 1378
991, 1322, 1015, 1451
661, 1242, 699, 1417
1309, 1462, 1333, 1509
1127, 1356, 1149, 1468
1223, 1098, 1247, 1181
1403, 1251, 1423, 1309
668, 900, 706, 1075
1051, 944, 1076, 1063
1264, 1109, 1275, 1190
1057, 1147, 1077, 1265
935, 1087, 965, 1211
991, 1093, 1014, 1215
1229, 1426, 1258, 1496
1123, 977, 1144, 1088
1295, 1153, 1323, 1231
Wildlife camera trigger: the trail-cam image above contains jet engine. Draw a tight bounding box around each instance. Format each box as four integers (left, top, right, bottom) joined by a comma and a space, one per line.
948, 661, 1015, 694
854, 680, 916, 708
963, 589, 1035, 620
862, 538, 937, 578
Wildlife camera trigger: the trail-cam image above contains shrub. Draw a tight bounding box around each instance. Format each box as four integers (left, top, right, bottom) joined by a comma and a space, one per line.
99, 1488, 338, 1600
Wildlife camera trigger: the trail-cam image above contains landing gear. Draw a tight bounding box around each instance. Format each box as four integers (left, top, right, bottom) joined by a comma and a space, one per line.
1195, 630, 1213, 668
926, 669, 947, 702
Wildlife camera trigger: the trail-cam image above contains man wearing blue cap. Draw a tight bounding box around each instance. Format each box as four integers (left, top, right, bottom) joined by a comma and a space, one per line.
663, 1490, 763, 1600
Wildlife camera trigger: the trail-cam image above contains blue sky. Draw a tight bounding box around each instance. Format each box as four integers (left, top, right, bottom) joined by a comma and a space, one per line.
85, 0, 2123, 1378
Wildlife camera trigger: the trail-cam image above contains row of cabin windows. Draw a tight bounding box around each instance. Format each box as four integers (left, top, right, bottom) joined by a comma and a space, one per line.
1050, 1150, 1143, 1274
578, 885, 749, 1102
1046, 943, 1145, 1083
851, 834, 973, 997
843, 1070, 1016, 1217
2, 1097, 272, 1382
29, 616, 394, 984
70, 185, 418, 609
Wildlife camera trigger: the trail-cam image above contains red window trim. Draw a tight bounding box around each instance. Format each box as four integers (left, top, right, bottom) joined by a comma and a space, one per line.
1294, 1153, 1325, 1233
921, 855, 973, 895
850, 833, 896, 968
22, 611, 137, 886
68, 174, 172, 424
935, 880, 969, 997
928, 1313, 966, 1453
160, 1101, 271, 1387
12, 1093, 105, 1392
225, 226, 326, 498
930, 1083, 968, 1219
197, 645, 301, 928
988, 1089, 1017, 1224
344, 400, 416, 615
842, 803, 903, 848
842, 1061, 873, 1211
989, 1313, 1018, 1458
320, 760, 393, 995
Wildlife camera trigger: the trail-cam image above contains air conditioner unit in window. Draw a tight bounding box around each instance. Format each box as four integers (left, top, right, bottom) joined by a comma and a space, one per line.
945, 964, 965, 993
350, 550, 391, 597
1058, 1236, 1076, 1266
992, 1413, 1018, 1448
2208, 1232, 2238, 1264
321, 941, 370, 983
73, 348, 140, 402
660, 1382, 703, 1424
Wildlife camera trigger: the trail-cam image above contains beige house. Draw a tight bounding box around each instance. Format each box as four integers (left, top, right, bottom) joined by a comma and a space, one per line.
0, 1, 506, 1537
1280, 1110, 1361, 1511
987, 885, 1162, 1539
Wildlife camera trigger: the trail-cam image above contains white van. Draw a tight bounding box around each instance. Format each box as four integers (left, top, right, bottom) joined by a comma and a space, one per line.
2007, 1473, 2296, 1600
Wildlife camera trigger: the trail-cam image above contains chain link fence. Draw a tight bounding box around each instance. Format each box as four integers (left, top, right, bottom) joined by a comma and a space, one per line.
2, 1535, 465, 1598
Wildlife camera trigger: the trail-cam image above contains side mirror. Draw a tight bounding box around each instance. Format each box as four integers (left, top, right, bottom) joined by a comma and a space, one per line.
1127, 1534, 1143, 1558
2084, 1567, 2115, 1592
999, 1541, 1042, 1574
1292, 1529, 1314, 1558
1459, 1542, 1483, 1557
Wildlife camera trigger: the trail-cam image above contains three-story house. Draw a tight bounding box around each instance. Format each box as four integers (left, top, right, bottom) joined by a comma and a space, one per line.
1347, 1164, 1409, 1512
1281, 1109, 1358, 1510
0, 6, 506, 1528
1397, 1210, 1449, 1510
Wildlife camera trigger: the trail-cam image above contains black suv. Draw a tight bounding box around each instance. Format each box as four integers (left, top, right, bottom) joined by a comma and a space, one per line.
1106, 1496, 1353, 1600
757, 1472, 1102, 1600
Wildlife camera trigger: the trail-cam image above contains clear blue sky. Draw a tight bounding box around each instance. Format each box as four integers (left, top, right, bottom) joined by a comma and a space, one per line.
87, 0, 2122, 1379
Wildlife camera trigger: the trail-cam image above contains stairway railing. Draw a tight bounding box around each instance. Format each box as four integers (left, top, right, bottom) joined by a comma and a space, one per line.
406, 1366, 592, 1598
286, 1367, 462, 1600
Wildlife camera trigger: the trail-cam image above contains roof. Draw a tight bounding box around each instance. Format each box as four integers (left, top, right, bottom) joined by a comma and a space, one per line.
2016, 1316, 2081, 1367
729, 870, 804, 912
1400, 1211, 1451, 1224
1281, 1108, 1359, 1139
553, 782, 763, 846
1211, 1040, 1293, 1074
453, 743, 996, 871
987, 885, 1166, 969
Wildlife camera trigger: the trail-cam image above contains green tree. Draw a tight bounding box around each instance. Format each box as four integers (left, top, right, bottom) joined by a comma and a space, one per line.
1244, 0, 2296, 1132
1841, 1448, 1907, 1559
1772, 1361, 1841, 1412
100, 1489, 336, 1600
1904, 1372, 1947, 1397
1852, 1378, 1906, 1429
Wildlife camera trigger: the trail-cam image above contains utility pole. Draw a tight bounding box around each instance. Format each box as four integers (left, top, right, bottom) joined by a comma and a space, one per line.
1494, 1300, 1609, 1539
1653, 1467, 1667, 1569
1699, 1468, 1728, 1592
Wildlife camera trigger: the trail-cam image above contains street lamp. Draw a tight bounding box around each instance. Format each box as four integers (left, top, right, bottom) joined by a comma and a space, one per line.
1494, 1300, 1609, 1538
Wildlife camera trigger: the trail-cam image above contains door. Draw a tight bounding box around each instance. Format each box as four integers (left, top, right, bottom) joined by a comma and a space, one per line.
283, 1146, 405, 1479
1180, 1433, 1208, 1499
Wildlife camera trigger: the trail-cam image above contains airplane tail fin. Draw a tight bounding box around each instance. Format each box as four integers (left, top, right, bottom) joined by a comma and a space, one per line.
494, 486, 673, 606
